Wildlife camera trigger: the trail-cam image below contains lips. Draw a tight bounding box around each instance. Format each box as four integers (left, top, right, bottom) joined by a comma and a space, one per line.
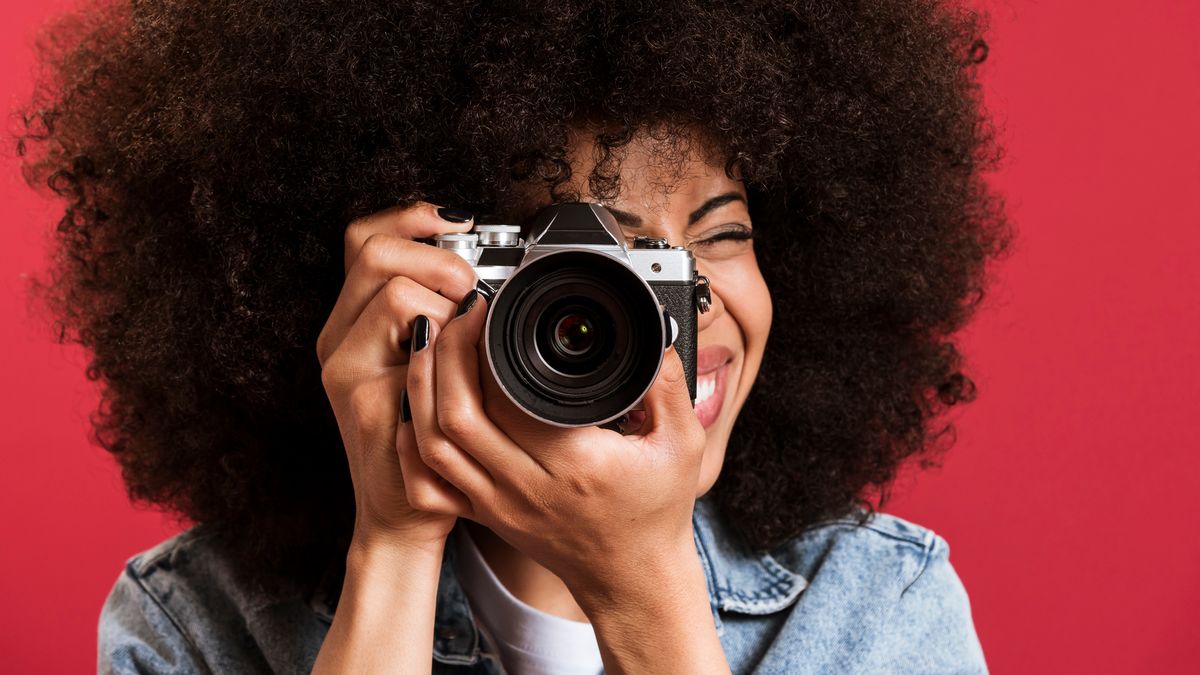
692, 346, 732, 428
692, 362, 728, 428
697, 345, 733, 375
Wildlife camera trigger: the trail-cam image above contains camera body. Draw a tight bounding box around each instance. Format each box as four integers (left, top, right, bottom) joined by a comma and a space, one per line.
435, 202, 711, 427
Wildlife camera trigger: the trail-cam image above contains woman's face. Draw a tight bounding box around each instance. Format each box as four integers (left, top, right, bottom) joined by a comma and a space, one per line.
520, 128, 773, 496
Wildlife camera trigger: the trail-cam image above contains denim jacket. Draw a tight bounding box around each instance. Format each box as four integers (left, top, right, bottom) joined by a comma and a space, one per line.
99, 497, 986, 674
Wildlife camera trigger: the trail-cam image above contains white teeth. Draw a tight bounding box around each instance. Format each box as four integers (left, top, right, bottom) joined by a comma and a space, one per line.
695, 373, 717, 404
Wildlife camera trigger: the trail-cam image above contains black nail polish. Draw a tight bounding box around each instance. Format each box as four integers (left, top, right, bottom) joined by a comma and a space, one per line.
412, 315, 430, 353
399, 388, 411, 424
455, 289, 479, 317
475, 279, 496, 303
437, 207, 474, 223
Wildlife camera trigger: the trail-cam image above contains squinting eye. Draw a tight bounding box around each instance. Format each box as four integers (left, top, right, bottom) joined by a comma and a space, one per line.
695, 227, 754, 247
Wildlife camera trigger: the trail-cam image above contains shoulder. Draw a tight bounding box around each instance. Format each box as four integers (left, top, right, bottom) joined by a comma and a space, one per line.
773, 509, 950, 591
766, 510, 988, 673
117, 527, 242, 602
98, 527, 325, 675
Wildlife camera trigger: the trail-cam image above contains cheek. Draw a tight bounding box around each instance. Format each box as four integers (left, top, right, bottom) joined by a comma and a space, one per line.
720, 256, 772, 348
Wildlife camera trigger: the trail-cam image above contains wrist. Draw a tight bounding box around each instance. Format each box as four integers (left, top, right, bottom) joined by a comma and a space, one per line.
313, 525, 447, 674
342, 533, 445, 607
570, 532, 704, 620
350, 523, 450, 562
574, 539, 727, 674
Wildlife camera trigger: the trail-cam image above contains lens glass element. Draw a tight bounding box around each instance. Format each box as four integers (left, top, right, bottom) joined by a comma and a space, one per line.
554, 313, 597, 357
536, 298, 611, 377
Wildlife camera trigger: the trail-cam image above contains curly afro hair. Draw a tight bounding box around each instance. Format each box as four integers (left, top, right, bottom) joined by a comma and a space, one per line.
18, 0, 1009, 585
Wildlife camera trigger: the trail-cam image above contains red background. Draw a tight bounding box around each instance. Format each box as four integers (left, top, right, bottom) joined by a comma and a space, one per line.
2, 1, 1197, 672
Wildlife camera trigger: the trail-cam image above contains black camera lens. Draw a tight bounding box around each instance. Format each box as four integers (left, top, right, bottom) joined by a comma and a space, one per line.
553, 313, 596, 357
536, 299, 611, 377
486, 250, 665, 427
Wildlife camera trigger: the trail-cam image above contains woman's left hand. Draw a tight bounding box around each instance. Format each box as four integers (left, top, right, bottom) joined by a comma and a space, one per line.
401, 289, 709, 608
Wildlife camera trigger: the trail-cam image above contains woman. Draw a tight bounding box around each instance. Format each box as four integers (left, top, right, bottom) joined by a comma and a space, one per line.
20, 0, 1009, 673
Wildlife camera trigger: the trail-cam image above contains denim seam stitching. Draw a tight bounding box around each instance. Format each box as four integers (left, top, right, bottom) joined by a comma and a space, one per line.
125, 560, 213, 675
760, 554, 802, 587
722, 567, 792, 602
901, 531, 939, 596
130, 529, 213, 577
805, 520, 928, 548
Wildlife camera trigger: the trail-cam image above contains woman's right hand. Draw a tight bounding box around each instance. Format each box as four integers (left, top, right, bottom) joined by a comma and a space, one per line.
316, 202, 479, 553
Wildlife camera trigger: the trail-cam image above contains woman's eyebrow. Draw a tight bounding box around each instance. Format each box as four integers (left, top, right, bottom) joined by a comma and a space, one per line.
606, 192, 746, 230
688, 192, 745, 225
606, 206, 643, 229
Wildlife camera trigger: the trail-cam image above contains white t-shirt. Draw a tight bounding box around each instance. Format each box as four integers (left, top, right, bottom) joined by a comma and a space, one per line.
453, 527, 605, 675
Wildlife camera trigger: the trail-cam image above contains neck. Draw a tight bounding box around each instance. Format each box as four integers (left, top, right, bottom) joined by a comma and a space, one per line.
464, 520, 589, 623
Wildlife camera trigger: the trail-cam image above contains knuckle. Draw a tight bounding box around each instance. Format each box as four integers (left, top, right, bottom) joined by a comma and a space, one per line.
320, 355, 349, 393
439, 250, 479, 293
357, 233, 396, 274
405, 483, 442, 512
346, 382, 386, 427
418, 439, 453, 472
319, 360, 336, 389
438, 404, 476, 443
565, 472, 595, 499
380, 275, 417, 310
315, 327, 333, 365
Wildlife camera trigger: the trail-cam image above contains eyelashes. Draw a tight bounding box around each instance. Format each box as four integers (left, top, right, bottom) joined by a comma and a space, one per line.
694, 225, 753, 247
618, 224, 754, 249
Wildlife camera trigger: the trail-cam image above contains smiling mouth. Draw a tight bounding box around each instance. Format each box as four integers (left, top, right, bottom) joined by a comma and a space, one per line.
695, 369, 719, 405
692, 363, 728, 429
692, 345, 734, 428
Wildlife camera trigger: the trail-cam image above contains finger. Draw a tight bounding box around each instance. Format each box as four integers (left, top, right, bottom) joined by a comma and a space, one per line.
343, 201, 474, 272
435, 292, 544, 479
397, 357, 473, 516
636, 347, 706, 457
318, 234, 476, 364
322, 277, 457, 382
407, 312, 496, 503
397, 417, 473, 516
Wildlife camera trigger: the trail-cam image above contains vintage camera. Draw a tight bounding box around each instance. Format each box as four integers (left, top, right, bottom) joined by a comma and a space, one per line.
434, 202, 711, 427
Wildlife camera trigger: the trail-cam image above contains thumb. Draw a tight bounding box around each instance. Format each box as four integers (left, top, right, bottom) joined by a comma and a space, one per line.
639, 347, 705, 453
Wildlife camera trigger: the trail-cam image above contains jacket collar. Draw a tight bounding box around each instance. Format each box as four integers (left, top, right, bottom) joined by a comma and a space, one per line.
691, 496, 808, 633
309, 497, 807, 663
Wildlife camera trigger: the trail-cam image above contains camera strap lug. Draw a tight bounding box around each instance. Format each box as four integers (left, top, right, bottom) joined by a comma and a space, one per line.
695, 274, 712, 313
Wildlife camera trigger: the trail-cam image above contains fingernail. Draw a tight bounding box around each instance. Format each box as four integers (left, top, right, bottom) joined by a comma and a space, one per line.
455, 289, 479, 317
399, 388, 411, 424
437, 207, 474, 223
412, 315, 430, 353
475, 279, 496, 303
